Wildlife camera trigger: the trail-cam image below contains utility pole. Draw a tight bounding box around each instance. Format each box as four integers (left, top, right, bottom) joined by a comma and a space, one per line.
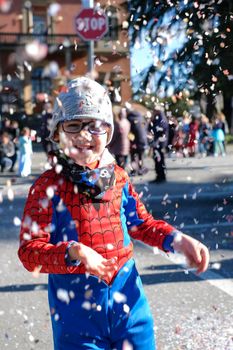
82, 0, 94, 73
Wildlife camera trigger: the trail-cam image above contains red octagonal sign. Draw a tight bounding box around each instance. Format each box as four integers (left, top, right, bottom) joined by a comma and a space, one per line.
75, 8, 108, 41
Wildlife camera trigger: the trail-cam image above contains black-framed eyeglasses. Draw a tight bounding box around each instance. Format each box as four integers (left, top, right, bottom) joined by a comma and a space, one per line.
61, 120, 109, 135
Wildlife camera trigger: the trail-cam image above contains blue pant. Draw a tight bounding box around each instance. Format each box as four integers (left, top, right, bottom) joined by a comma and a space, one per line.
48, 259, 156, 349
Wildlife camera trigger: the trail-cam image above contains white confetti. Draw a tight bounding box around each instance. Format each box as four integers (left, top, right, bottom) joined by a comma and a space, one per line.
0, 0, 12, 13
211, 262, 221, 270
55, 164, 63, 174
122, 21, 129, 29
153, 247, 159, 255
123, 304, 130, 314
47, 2, 61, 16
113, 292, 127, 304
23, 233, 31, 240
69, 290, 75, 299
7, 188, 14, 201
192, 193, 197, 200
57, 289, 70, 304
54, 313, 59, 321
82, 301, 91, 310
46, 186, 54, 199
25, 40, 48, 61
13, 217, 21, 226
31, 221, 39, 234
28, 334, 35, 342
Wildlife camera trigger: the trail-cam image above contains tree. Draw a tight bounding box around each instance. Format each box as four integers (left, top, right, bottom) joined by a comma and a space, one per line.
129, 0, 233, 125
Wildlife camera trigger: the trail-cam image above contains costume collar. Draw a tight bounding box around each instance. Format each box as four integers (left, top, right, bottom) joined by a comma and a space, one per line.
52, 149, 116, 200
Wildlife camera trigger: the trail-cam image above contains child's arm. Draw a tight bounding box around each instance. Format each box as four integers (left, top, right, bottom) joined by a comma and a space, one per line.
124, 180, 209, 273
124, 180, 176, 250
18, 178, 72, 274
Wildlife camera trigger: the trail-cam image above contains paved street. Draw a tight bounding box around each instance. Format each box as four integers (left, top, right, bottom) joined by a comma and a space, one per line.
0, 146, 233, 350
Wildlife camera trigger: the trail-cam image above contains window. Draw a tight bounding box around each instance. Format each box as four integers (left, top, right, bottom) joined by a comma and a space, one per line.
104, 6, 118, 41
33, 14, 47, 34
22, 3, 51, 37
32, 6, 48, 43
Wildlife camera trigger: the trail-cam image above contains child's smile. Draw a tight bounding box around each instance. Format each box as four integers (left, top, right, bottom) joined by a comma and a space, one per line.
57, 120, 108, 166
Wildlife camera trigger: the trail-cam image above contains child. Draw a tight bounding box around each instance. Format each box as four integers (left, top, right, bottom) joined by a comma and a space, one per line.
18, 127, 33, 177
18, 77, 209, 350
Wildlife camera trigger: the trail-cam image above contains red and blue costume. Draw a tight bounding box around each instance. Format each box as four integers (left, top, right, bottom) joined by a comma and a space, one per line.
18, 150, 175, 349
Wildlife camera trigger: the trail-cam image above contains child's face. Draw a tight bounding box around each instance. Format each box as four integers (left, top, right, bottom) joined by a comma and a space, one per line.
57, 119, 109, 166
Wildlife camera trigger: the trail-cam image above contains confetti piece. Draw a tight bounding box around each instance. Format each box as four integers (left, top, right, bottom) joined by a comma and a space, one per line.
82, 301, 91, 310
57, 288, 70, 304
47, 2, 61, 16
123, 304, 130, 313
13, 217, 21, 226
211, 262, 221, 270
7, 188, 14, 201
113, 292, 127, 303
46, 186, 55, 199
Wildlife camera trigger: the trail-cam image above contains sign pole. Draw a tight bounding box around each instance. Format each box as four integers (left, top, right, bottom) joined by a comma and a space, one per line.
88, 37, 94, 73
82, 0, 94, 73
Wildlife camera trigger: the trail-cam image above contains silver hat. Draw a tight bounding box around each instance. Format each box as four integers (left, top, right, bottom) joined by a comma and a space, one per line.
49, 76, 114, 144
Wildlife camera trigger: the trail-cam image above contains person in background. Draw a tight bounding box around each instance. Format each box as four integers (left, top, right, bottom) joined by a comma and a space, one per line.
9, 120, 20, 172
173, 120, 187, 158
108, 106, 131, 169
41, 102, 59, 155
215, 111, 229, 152
198, 114, 211, 157
187, 116, 199, 157
0, 132, 17, 172
18, 127, 33, 177
18, 77, 209, 350
127, 108, 148, 175
2, 118, 12, 134
148, 108, 168, 183
212, 118, 226, 157
166, 115, 176, 156
6, 119, 20, 142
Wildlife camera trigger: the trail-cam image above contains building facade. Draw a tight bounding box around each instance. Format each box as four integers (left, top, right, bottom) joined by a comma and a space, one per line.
0, 0, 131, 116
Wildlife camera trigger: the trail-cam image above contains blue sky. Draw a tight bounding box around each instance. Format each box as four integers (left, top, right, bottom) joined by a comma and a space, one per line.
130, 40, 153, 78
130, 26, 187, 97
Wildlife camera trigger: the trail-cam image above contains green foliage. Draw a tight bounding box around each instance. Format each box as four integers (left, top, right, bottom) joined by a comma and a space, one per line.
129, 0, 233, 98
134, 92, 194, 118
226, 133, 233, 143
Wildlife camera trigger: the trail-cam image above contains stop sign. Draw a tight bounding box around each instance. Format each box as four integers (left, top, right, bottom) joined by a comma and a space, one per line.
75, 8, 108, 41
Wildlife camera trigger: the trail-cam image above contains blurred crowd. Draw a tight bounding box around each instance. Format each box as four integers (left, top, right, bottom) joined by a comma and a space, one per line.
170, 111, 228, 159
108, 106, 229, 183
0, 105, 229, 183
0, 119, 34, 177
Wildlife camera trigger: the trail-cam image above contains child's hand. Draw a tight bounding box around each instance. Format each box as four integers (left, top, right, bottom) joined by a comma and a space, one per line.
173, 233, 209, 274
68, 243, 118, 279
